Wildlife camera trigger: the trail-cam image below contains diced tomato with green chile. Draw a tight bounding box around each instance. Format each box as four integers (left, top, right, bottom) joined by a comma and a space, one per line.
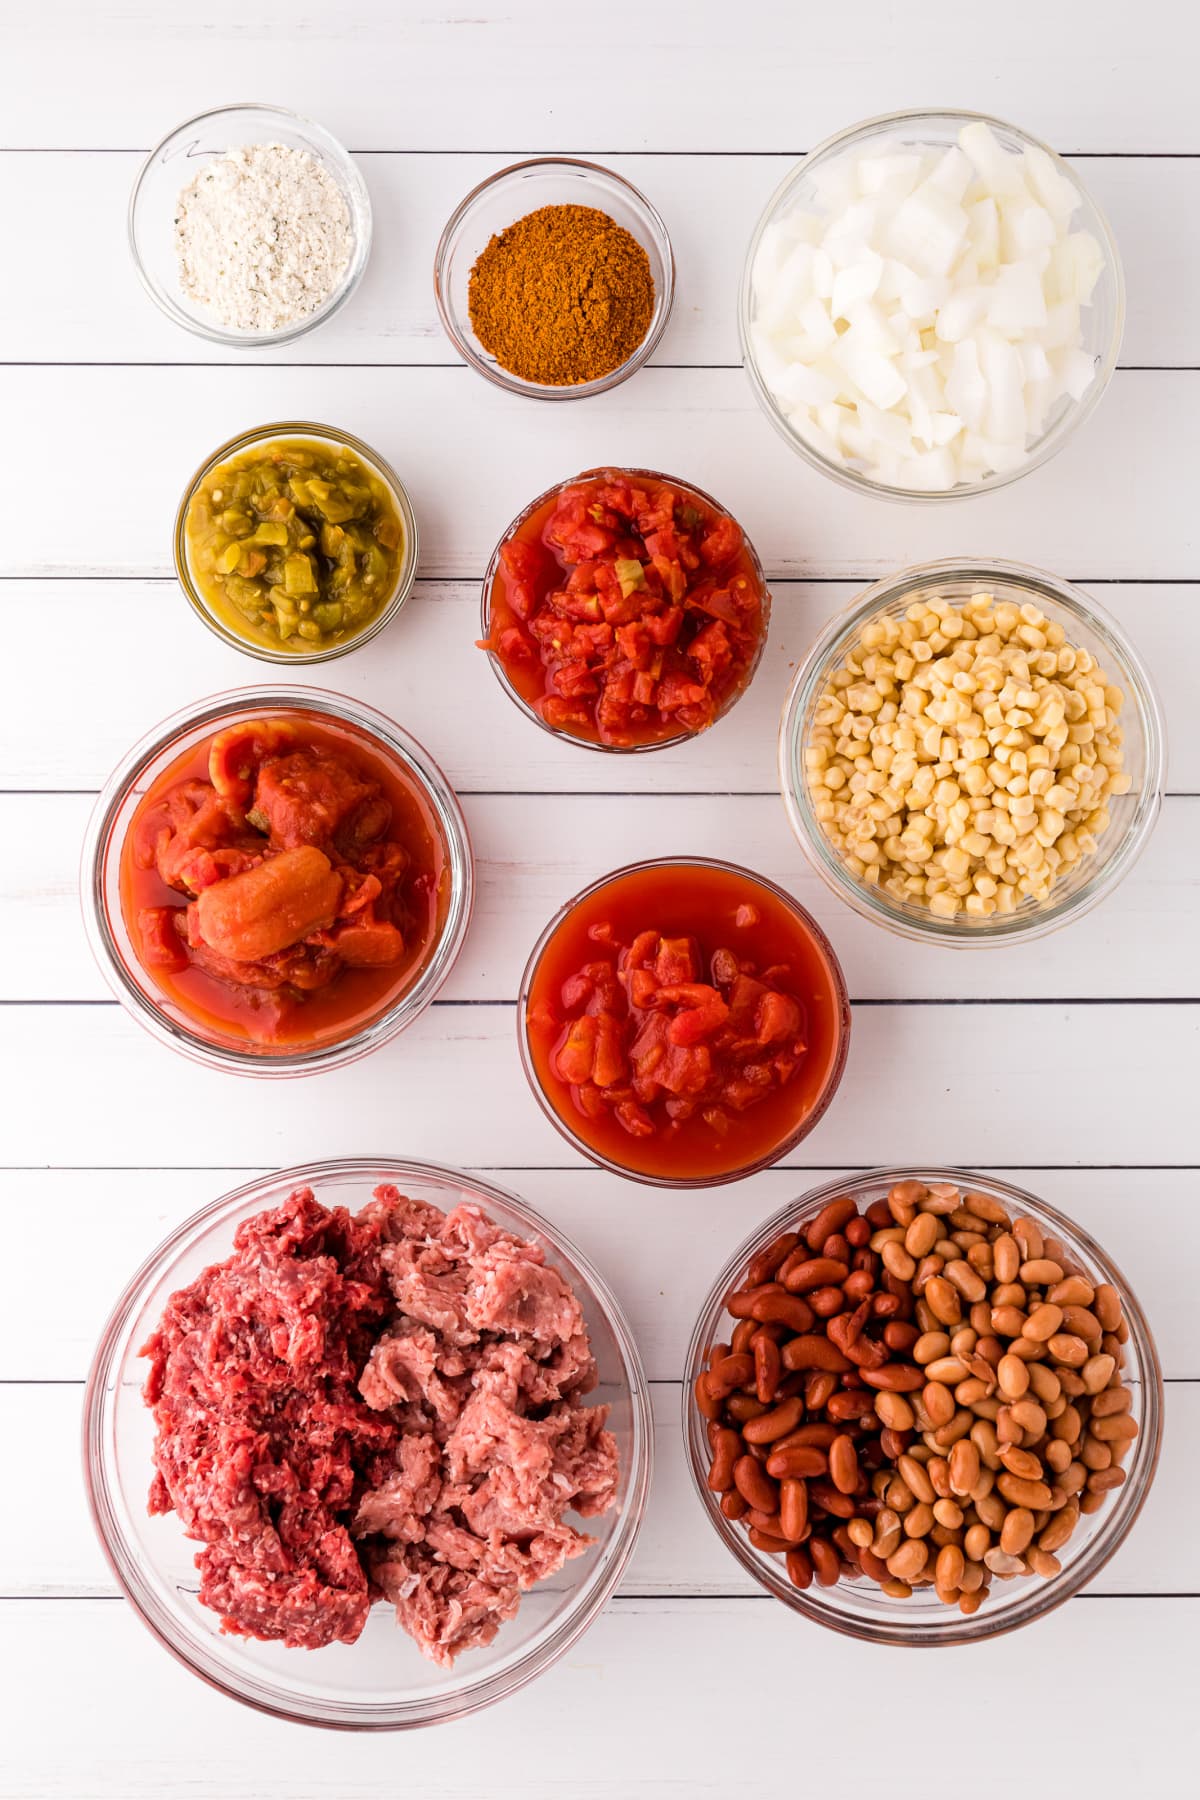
128, 727, 423, 1038
481, 475, 766, 747
547, 925, 808, 1143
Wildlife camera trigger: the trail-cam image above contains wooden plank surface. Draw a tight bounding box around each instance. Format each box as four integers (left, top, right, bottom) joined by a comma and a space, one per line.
3, 3, 1198, 1793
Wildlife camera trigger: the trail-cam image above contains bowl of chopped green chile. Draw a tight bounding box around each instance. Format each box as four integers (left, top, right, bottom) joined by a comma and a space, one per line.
175, 422, 419, 663
434, 158, 675, 398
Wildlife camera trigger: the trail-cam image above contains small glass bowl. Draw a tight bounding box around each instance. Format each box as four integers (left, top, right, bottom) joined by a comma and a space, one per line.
740, 109, 1124, 502
434, 157, 674, 398
81, 687, 473, 1076
175, 422, 419, 665
480, 466, 771, 753
130, 102, 372, 347
779, 558, 1165, 945
684, 1169, 1163, 1646
83, 1157, 652, 1728
517, 857, 851, 1187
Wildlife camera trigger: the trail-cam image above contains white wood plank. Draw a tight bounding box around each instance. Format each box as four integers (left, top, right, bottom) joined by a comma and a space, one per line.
2, 1167, 1192, 1385
2, 1380, 1191, 1600
3, 792, 1194, 1004
2, 0, 1195, 153
3, 579, 1192, 794
0, 367, 1195, 581
1, 1595, 1195, 1799
2, 1001, 1195, 1169
1, 152, 1194, 368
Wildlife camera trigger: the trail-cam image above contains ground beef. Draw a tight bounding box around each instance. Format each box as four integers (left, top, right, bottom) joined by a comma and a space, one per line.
142, 1184, 620, 1665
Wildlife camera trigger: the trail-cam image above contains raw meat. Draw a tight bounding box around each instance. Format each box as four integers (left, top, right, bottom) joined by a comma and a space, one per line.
142, 1184, 619, 1665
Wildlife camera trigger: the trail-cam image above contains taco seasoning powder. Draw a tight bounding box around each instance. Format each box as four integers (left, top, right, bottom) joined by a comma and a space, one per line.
467, 203, 655, 386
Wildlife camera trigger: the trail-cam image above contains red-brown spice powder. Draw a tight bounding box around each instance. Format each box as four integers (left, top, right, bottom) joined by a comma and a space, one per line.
467, 203, 656, 386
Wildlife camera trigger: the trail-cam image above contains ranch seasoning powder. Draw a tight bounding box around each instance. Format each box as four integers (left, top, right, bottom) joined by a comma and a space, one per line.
174, 142, 354, 333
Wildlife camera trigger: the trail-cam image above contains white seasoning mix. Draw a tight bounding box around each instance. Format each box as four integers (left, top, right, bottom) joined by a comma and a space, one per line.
174, 142, 354, 333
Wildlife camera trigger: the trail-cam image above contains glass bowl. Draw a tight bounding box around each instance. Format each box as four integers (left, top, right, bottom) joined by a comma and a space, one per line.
740, 109, 1124, 501
174, 422, 419, 664
684, 1168, 1163, 1646
83, 1157, 652, 1728
480, 466, 771, 753
130, 102, 372, 347
434, 157, 674, 398
518, 857, 851, 1186
779, 558, 1165, 945
81, 687, 473, 1076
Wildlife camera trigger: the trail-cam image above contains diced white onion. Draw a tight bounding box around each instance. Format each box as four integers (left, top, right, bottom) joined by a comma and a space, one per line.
749, 120, 1108, 489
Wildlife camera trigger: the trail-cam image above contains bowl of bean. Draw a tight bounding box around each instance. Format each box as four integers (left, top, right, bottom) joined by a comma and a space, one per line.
685, 1170, 1162, 1645
778, 560, 1165, 943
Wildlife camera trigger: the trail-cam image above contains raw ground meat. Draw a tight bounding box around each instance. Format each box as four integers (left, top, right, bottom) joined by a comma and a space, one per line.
142, 1184, 619, 1665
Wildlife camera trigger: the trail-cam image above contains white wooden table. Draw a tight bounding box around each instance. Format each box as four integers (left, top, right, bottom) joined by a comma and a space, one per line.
2, 3, 1198, 1794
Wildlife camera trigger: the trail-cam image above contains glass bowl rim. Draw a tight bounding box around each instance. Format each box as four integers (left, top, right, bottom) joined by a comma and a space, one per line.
479, 464, 772, 754
172, 420, 420, 665
778, 556, 1166, 946
82, 1154, 654, 1729
433, 155, 676, 400
739, 106, 1126, 504
79, 684, 474, 1076
129, 101, 373, 348
516, 854, 851, 1187
683, 1165, 1164, 1646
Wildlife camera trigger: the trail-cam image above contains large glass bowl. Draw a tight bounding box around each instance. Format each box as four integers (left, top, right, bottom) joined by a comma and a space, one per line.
517, 857, 851, 1185
740, 109, 1124, 502
174, 422, 419, 665
83, 1158, 652, 1729
480, 467, 772, 753
434, 157, 674, 399
779, 559, 1165, 945
81, 688, 473, 1075
129, 102, 372, 347
684, 1169, 1163, 1646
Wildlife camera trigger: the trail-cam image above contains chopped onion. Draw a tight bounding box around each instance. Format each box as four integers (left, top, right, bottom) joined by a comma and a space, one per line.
749, 122, 1108, 490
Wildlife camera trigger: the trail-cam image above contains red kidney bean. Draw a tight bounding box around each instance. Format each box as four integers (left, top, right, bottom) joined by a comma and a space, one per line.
754, 1331, 782, 1404
805, 1371, 838, 1410
749, 1527, 791, 1553
823, 1233, 851, 1265
809, 1482, 857, 1519
730, 1317, 758, 1356
786, 1546, 814, 1589
785, 1257, 851, 1294
747, 1231, 801, 1289
859, 1363, 926, 1392
825, 1389, 876, 1424
842, 1269, 875, 1303
809, 1537, 841, 1585
707, 1427, 742, 1492
766, 1444, 828, 1480
829, 1434, 859, 1495
694, 1372, 722, 1420
726, 1282, 784, 1319
733, 1455, 778, 1513
749, 1292, 815, 1333
781, 1335, 853, 1374
742, 1396, 805, 1445
883, 1322, 920, 1354
774, 1422, 837, 1451
780, 1477, 809, 1542
808, 1285, 847, 1319
720, 1489, 747, 1520
805, 1196, 858, 1251
845, 1216, 871, 1248
865, 1199, 894, 1229
706, 1352, 755, 1398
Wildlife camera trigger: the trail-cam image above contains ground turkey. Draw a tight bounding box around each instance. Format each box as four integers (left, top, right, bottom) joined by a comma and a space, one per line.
142, 1184, 619, 1665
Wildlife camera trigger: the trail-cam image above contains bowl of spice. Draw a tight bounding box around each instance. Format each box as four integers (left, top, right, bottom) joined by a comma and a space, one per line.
130, 102, 372, 347
434, 157, 674, 398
